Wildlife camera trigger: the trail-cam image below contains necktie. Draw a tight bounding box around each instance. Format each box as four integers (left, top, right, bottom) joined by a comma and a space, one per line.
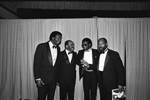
99, 50, 104, 54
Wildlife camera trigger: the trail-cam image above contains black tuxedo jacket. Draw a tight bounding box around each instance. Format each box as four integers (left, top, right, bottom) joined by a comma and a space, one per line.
55, 50, 79, 85
78, 49, 99, 80
33, 41, 60, 84
98, 49, 126, 90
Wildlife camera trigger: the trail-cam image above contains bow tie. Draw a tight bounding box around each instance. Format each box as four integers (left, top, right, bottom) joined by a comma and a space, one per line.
100, 51, 104, 54
53, 45, 57, 49
68, 52, 73, 54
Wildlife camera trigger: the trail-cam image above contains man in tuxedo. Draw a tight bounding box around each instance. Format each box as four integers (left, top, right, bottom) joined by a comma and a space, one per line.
33, 31, 62, 100
78, 38, 99, 100
55, 40, 79, 100
97, 37, 126, 100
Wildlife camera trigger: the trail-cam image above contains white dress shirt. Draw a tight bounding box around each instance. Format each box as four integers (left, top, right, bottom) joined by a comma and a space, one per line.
98, 49, 108, 71
49, 41, 57, 66
83, 48, 93, 64
66, 49, 73, 63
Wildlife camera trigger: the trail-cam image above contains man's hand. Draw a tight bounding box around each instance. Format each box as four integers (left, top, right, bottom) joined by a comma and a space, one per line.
81, 59, 89, 68
118, 85, 124, 91
36, 79, 45, 87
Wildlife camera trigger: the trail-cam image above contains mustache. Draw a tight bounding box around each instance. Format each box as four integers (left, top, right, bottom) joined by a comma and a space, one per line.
99, 47, 102, 49
57, 41, 61, 45
99, 47, 104, 51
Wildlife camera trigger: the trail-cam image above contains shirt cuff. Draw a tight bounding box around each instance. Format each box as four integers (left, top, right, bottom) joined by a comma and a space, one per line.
35, 78, 41, 81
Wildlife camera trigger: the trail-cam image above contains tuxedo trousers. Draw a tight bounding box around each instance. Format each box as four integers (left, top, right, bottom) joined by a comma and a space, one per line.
98, 71, 112, 100
83, 71, 97, 100
37, 80, 56, 100
59, 82, 75, 100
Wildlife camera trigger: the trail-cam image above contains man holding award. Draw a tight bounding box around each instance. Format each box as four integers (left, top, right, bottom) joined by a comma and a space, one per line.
78, 38, 99, 100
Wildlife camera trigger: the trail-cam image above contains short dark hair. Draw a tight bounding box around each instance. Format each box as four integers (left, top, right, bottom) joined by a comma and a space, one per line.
82, 38, 92, 48
64, 40, 72, 48
49, 31, 62, 40
98, 37, 107, 43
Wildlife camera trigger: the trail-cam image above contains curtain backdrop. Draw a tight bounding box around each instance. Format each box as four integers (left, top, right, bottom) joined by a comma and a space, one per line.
125, 19, 150, 100
0, 18, 150, 100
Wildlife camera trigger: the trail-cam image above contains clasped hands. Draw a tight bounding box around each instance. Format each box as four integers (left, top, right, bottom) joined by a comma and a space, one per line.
80, 59, 89, 70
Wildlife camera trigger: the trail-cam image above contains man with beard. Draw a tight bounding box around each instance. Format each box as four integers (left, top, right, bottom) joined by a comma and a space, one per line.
55, 40, 79, 100
97, 38, 126, 100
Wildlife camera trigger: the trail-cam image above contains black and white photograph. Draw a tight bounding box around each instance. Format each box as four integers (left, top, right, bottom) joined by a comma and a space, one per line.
0, 0, 150, 100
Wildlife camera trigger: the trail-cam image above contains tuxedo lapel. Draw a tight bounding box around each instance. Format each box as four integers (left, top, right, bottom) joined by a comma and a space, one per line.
103, 50, 110, 70
81, 50, 84, 59
46, 42, 53, 66
63, 51, 70, 65
70, 52, 75, 65
92, 49, 95, 64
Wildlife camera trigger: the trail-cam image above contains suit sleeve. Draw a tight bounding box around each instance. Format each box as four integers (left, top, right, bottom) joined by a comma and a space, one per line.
75, 52, 80, 66
77, 51, 84, 80
88, 63, 97, 70
114, 52, 126, 86
33, 44, 43, 80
